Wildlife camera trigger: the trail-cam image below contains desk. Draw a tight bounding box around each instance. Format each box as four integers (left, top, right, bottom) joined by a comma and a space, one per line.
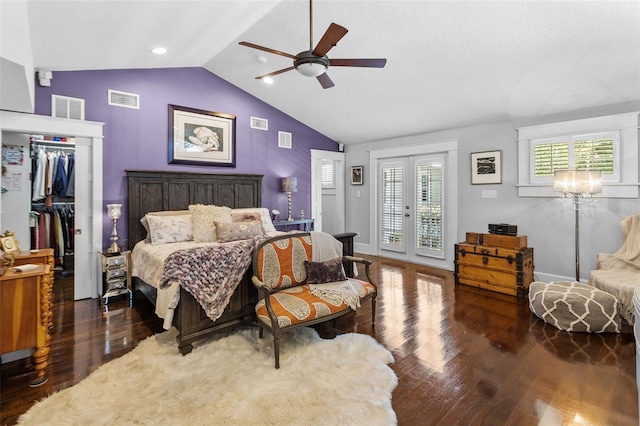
0, 264, 52, 386
273, 218, 315, 232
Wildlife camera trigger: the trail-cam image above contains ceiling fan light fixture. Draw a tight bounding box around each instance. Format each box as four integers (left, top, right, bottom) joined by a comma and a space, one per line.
294, 51, 329, 77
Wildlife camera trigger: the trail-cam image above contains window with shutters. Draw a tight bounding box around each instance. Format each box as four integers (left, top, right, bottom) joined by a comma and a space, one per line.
531, 132, 618, 183
321, 160, 334, 188
517, 112, 638, 198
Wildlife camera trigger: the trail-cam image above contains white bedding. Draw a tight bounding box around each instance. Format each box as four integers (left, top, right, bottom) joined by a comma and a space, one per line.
131, 232, 282, 329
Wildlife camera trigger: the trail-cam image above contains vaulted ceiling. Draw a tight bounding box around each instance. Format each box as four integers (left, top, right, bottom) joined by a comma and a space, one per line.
26, 0, 640, 145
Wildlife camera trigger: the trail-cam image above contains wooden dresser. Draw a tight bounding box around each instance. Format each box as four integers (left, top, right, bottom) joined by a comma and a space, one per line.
454, 233, 534, 297
0, 263, 52, 386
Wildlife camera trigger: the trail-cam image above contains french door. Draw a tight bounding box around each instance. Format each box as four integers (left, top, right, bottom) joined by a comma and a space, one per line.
379, 154, 445, 262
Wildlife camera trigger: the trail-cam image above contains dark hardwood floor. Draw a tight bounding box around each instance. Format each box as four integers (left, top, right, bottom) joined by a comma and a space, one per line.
1, 257, 638, 425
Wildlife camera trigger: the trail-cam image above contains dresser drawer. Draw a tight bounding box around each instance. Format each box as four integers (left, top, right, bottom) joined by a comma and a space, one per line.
106, 267, 126, 280
104, 255, 126, 269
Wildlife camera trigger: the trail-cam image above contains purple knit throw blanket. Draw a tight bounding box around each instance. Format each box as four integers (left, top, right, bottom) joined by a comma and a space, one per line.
159, 236, 263, 322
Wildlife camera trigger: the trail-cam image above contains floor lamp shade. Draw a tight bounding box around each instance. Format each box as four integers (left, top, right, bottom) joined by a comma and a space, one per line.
553, 169, 602, 282
282, 177, 297, 221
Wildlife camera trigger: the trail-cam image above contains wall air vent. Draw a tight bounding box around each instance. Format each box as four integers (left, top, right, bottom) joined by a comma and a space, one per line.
278, 131, 292, 149
108, 89, 140, 109
52, 95, 85, 120
250, 117, 268, 130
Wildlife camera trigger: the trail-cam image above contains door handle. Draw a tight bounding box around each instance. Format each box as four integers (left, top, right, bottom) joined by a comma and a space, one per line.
404, 213, 410, 217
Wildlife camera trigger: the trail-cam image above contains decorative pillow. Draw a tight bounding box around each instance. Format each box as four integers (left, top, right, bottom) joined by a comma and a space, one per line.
232, 211, 267, 234
188, 205, 232, 242
529, 281, 621, 333
232, 207, 276, 233
140, 210, 191, 243
215, 221, 263, 243
146, 214, 193, 245
304, 257, 347, 284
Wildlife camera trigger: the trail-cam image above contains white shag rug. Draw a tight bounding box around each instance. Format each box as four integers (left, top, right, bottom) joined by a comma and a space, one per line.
18, 327, 397, 425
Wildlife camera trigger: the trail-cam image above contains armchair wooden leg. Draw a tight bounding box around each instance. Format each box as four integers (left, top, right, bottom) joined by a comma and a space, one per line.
371, 296, 377, 325
274, 336, 280, 369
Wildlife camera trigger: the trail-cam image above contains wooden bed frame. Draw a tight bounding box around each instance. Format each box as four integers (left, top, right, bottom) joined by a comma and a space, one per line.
126, 170, 263, 355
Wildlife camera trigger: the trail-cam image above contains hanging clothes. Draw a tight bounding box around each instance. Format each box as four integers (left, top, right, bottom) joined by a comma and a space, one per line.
30, 203, 75, 268
31, 145, 75, 203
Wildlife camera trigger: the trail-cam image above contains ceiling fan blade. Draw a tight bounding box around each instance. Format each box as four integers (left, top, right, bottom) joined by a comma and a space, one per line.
329, 58, 387, 68
317, 73, 335, 89
239, 42, 297, 60
255, 67, 295, 80
312, 23, 348, 57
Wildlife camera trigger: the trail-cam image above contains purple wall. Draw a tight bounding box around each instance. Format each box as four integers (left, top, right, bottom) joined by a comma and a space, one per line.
34, 67, 339, 248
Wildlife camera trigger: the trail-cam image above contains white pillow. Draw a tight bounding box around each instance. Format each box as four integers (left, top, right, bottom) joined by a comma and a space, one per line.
140, 210, 191, 242
231, 207, 276, 233
188, 204, 232, 242
146, 214, 193, 245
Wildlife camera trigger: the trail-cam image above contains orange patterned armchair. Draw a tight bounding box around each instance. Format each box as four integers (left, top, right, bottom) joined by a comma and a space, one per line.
251, 232, 377, 368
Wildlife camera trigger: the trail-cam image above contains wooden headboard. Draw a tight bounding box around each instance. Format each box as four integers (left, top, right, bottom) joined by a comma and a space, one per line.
126, 170, 263, 250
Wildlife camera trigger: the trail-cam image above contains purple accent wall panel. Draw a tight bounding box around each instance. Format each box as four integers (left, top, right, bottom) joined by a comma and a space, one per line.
34, 67, 339, 248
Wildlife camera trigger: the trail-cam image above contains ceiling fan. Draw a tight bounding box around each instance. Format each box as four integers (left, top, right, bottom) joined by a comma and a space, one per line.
239, 0, 386, 89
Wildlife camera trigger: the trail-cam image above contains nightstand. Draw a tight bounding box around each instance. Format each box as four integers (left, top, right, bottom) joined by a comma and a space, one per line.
273, 218, 315, 232
99, 251, 132, 306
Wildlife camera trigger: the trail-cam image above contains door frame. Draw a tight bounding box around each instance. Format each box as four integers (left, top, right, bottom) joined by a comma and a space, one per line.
0, 110, 104, 299
369, 139, 458, 271
310, 149, 346, 233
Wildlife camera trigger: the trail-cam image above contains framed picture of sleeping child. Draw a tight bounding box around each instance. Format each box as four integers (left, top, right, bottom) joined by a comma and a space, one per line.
168, 104, 236, 167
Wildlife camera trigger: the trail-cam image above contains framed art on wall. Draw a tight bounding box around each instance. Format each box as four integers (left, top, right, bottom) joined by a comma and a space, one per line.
350, 166, 364, 185
168, 104, 236, 167
471, 150, 502, 184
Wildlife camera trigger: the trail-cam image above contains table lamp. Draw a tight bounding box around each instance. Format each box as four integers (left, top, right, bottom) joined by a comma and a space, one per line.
107, 203, 123, 253
281, 177, 298, 221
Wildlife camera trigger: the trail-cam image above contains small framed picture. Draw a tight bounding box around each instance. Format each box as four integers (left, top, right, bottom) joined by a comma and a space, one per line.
0, 233, 19, 254
471, 150, 502, 184
350, 166, 364, 185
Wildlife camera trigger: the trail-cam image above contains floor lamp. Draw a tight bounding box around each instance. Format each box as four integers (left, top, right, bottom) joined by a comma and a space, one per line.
553, 170, 602, 282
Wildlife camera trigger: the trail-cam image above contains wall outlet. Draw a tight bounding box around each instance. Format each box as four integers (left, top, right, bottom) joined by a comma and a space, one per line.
356, 190, 361, 197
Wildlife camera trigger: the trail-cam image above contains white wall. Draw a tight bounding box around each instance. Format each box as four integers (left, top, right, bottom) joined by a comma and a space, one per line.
345, 101, 640, 282
1, 132, 31, 248
0, 0, 34, 113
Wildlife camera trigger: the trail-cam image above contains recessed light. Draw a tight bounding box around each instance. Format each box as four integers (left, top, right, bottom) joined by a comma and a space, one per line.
263, 77, 274, 85
152, 47, 167, 55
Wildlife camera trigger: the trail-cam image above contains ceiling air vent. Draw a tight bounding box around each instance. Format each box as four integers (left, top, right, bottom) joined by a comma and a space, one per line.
278, 131, 292, 149
250, 117, 268, 131
52, 95, 85, 120
108, 89, 140, 109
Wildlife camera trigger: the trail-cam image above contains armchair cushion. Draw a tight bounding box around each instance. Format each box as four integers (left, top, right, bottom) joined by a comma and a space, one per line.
255, 279, 376, 328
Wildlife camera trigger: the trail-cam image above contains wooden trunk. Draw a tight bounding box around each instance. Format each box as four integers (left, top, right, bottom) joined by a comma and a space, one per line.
454, 240, 534, 297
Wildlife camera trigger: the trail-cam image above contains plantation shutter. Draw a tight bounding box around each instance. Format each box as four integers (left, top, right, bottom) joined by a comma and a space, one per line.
381, 165, 404, 246
321, 160, 334, 188
533, 142, 569, 177
415, 161, 443, 251
574, 137, 614, 174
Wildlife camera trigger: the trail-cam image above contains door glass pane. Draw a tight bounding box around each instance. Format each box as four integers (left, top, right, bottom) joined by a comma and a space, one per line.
381, 166, 403, 245
416, 162, 442, 250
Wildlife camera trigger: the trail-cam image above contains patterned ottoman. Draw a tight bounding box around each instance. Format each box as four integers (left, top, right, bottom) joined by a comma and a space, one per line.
529, 281, 621, 333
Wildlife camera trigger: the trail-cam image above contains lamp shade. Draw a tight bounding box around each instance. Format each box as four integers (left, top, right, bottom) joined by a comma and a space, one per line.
553, 170, 602, 195
282, 177, 298, 193
107, 203, 122, 220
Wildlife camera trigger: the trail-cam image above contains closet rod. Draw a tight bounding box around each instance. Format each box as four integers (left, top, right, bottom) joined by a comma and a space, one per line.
32, 201, 75, 206
33, 143, 76, 151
